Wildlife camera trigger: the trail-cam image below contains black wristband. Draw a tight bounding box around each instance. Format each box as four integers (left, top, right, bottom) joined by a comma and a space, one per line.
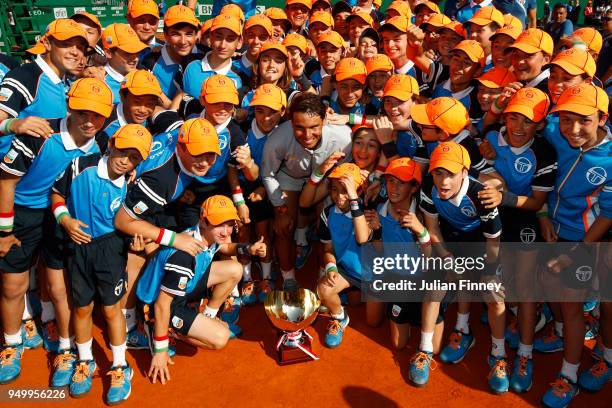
0, 230, 12, 238
237, 243, 251, 257
296, 73, 312, 91
500, 191, 519, 208
349, 198, 364, 218
381, 142, 398, 159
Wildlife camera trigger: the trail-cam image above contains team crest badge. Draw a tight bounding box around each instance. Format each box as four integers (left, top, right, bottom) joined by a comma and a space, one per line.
0, 87, 13, 102
3, 149, 17, 164
178, 276, 188, 290
133, 201, 148, 215
172, 316, 184, 329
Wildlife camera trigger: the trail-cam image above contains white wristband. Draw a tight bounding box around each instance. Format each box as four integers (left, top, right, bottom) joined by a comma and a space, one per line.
232, 193, 245, 204
325, 262, 338, 273
52, 204, 70, 222
160, 229, 175, 247
153, 339, 169, 349
418, 231, 431, 244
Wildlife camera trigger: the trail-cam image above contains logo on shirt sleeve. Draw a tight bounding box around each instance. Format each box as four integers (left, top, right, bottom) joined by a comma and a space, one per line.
3, 149, 17, 164
514, 157, 533, 174
178, 276, 188, 290
461, 206, 477, 218
0, 87, 13, 102
133, 201, 149, 215
171, 316, 184, 329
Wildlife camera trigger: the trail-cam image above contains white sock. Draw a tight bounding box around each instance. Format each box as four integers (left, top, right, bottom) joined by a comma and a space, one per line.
517, 342, 533, 359
76, 338, 93, 361
560, 359, 579, 383
231, 284, 239, 297
41, 301, 55, 323
295, 227, 308, 247
510, 306, 518, 316
281, 269, 296, 280
123, 308, 137, 332
58, 336, 71, 351
110, 342, 127, 368
4, 330, 22, 346
243, 262, 252, 282
455, 312, 470, 334
491, 336, 506, 358
331, 307, 345, 321
604, 347, 612, 365
204, 305, 219, 318
420, 331, 434, 353
22, 293, 33, 320
554, 320, 564, 337
261, 261, 272, 280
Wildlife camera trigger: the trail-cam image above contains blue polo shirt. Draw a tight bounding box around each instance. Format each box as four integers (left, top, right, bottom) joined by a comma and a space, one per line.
104, 64, 125, 105
182, 52, 243, 98
139, 45, 184, 99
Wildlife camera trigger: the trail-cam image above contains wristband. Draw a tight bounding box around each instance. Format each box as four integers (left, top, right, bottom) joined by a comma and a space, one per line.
491, 98, 505, 115
0, 118, 14, 135
51, 202, 70, 223
325, 262, 338, 273
237, 243, 251, 257
153, 334, 169, 341
153, 347, 169, 353
153, 339, 169, 350
349, 113, 355, 125
0, 210, 15, 231
156, 228, 176, 247
381, 141, 399, 158
310, 169, 325, 184
295, 73, 312, 91
232, 188, 245, 205
351, 114, 363, 125
361, 114, 367, 125
536, 210, 548, 218
500, 191, 518, 208
349, 199, 364, 218
418, 230, 431, 244
234, 200, 245, 206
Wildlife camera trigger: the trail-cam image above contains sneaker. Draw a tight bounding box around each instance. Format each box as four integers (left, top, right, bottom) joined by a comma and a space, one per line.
241, 281, 257, 306
69, 360, 96, 398
219, 296, 241, 324
542, 374, 579, 408
510, 355, 534, 393
487, 355, 510, 393
591, 336, 604, 361
409, 350, 436, 387
535, 326, 564, 353
22, 319, 42, 349
257, 279, 274, 303
505, 318, 519, 350
51, 349, 77, 387
584, 314, 599, 341
42, 320, 60, 353
324, 314, 350, 348
535, 308, 547, 333
106, 365, 133, 405
126, 325, 149, 350
578, 360, 611, 392
228, 323, 243, 339
583, 299, 598, 313
0, 344, 23, 384
295, 244, 312, 270
439, 330, 475, 363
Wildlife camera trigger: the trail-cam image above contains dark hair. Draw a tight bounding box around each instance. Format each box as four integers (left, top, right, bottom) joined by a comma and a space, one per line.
553, 3, 568, 11
289, 92, 326, 119
164, 22, 198, 34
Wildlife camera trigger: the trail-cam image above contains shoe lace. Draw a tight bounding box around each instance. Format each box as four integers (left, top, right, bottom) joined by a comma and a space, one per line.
44, 321, 59, 342
242, 282, 254, 296
518, 356, 529, 376
107, 367, 125, 387
589, 360, 608, 378
0, 347, 18, 366
72, 362, 92, 383
489, 359, 508, 380
449, 331, 462, 350
53, 352, 75, 371
327, 319, 342, 335
550, 377, 572, 397
23, 320, 37, 339
410, 352, 436, 371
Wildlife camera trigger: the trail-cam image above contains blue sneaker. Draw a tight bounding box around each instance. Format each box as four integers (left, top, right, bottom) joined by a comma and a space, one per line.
51, 349, 77, 387
583, 299, 598, 313
295, 244, 312, 270
106, 365, 133, 405
439, 330, 475, 363
127, 325, 149, 350
578, 360, 611, 392
584, 315, 599, 341
228, 323, 243, 339
70, 360, 96, 398
324, 314, 350, 348
42, 320, 60, 353
0, 344, 24, 384
505, 319, 519, 350
487, 355, 510, 393
409, 350, 435, 387
542, 374, 579, 408
591, 336, 604, 361
220, 296, 241, 324
241, 281, 257, 306
534, 326, 563, 353
22, 319, 42, 349
510, 355, 534, 393
257, 279, 274, 303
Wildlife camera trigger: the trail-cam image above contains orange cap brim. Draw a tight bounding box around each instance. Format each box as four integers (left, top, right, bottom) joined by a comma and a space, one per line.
410, 104, 434, 127
203, 92, 239, 105
116, 41, 148, 54
504, 105, 540, 122
550, 103, 599, 116
68, 97, 113, 118
27, 42, 46, 55
249, 97, 284, 111
125, 85, 162, 97
114, 137, 151, 160
508, 42, 542, 55
550, 60, 591, 77
205, 209, 239, 226
184, 140, 221, 156
384, 89, 414, 102
476, 79, 503, 89
429, 158, 465, 174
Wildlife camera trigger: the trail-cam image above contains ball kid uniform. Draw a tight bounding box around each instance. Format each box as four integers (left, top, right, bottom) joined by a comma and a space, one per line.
183, 51, 244, 98
432, 79, 485, 128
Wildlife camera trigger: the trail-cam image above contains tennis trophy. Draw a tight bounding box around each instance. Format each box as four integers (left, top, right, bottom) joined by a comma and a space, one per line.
264, 288, 320, 365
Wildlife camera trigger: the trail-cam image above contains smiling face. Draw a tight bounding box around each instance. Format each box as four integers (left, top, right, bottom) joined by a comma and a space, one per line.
381, 30, 408, 63
367, 71, 391, 98
558, 111, 605, 148
504, 112, 540, 147
122, 92, 158, 124
334, 11, 351, 37
468, 24, 495, 53
108, 146, 143, 177
329, 178, 350, 211
383, 96, 414, 125
128, 14, 159, 43
166, 25, 197, 57
449, 51, 480, 88
317, 42, 342, 72
258, 49, 287, 83
292, 111, 324, 149
308, 22, 331, 45
352, 129, 380, 171
69, 109, 106, 139
202, 219, 236, 244
437, 29, 463, 57
358, 36, 378, 60
491, 35, 514, 68
177, 143, 217, 177
286, 4, 309, 29
105, 48, 141, 75
385, 175, 417, 204
349, 19, 370, 46
254, 105, 284, 133
511, 50, 550, 82
48, 37, 88, 76
337, 79, 363, 110
210, 28, 242, 61
477, 84, 502, 112
245, 26, 270, 58
548, 66, 589, 104
203, 101, 234, 125
431, 167, 466, 200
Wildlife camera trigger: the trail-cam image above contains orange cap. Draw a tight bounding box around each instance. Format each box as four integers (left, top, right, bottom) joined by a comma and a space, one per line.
177, 118, 221, 156
415, 1, 441, 14
387, 0, 412, 18
250, 83, 288, 111
422, 13, 452, 28
283, 33, 309, 54
383, 74, 419, 101
366, 54, 394, 75
572, 27, 603, 54
120, 69, 162, 97
380, 16, 409, 33
347, 12, 374, 27
476, 66, 517, 89
127, 0, 160, 19
504, 87, 551, 122
508, 28, 553, 56
384, 157, 422, 184
34, 18, 89, 47
327, 163, 366, 189
429, 142, 471, 173
439, 20, 467, 38
411, 97, 470, 135
201, 195, 239, 225
220, 3, 245, 23
201, 18, 214, 35
503, 14, 523, 30
200, 74, 239, 105
490, 24, 522, 40
551, 48, 596, 78
467, 6, 504, 28
244, 14, 273, 36
317, 30, 345, 49
310, 11, 334, 28
67, 78, 114, 118
70, 12, 102, 32
264, 7, 290, 23
164, 5, 199, 28
259, 41, 289, 58
550, 83, 609, 116
210, 14, 242, 36
286, 0, 312, 9
335, 58, 367, 84
451, 40, 486, 67
102, 23, 148, 53
112, 123, 153, 160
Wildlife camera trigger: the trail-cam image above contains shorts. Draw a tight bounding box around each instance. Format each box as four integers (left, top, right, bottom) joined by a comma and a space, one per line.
67, 232, 128, 307
542, 238, 595, 290
179, 177, 230, 228
40, 208, 67, 270
0, 205, 45, 273
500, 207, 541, 245
243, 181, 273, 223
337, 266, 362, 289
168, 263, 212, 336
277, 170, 306, 192
386, 302, 445, 326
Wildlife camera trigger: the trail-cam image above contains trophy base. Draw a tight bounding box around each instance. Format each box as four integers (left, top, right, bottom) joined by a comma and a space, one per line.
276, 331, 317, 365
